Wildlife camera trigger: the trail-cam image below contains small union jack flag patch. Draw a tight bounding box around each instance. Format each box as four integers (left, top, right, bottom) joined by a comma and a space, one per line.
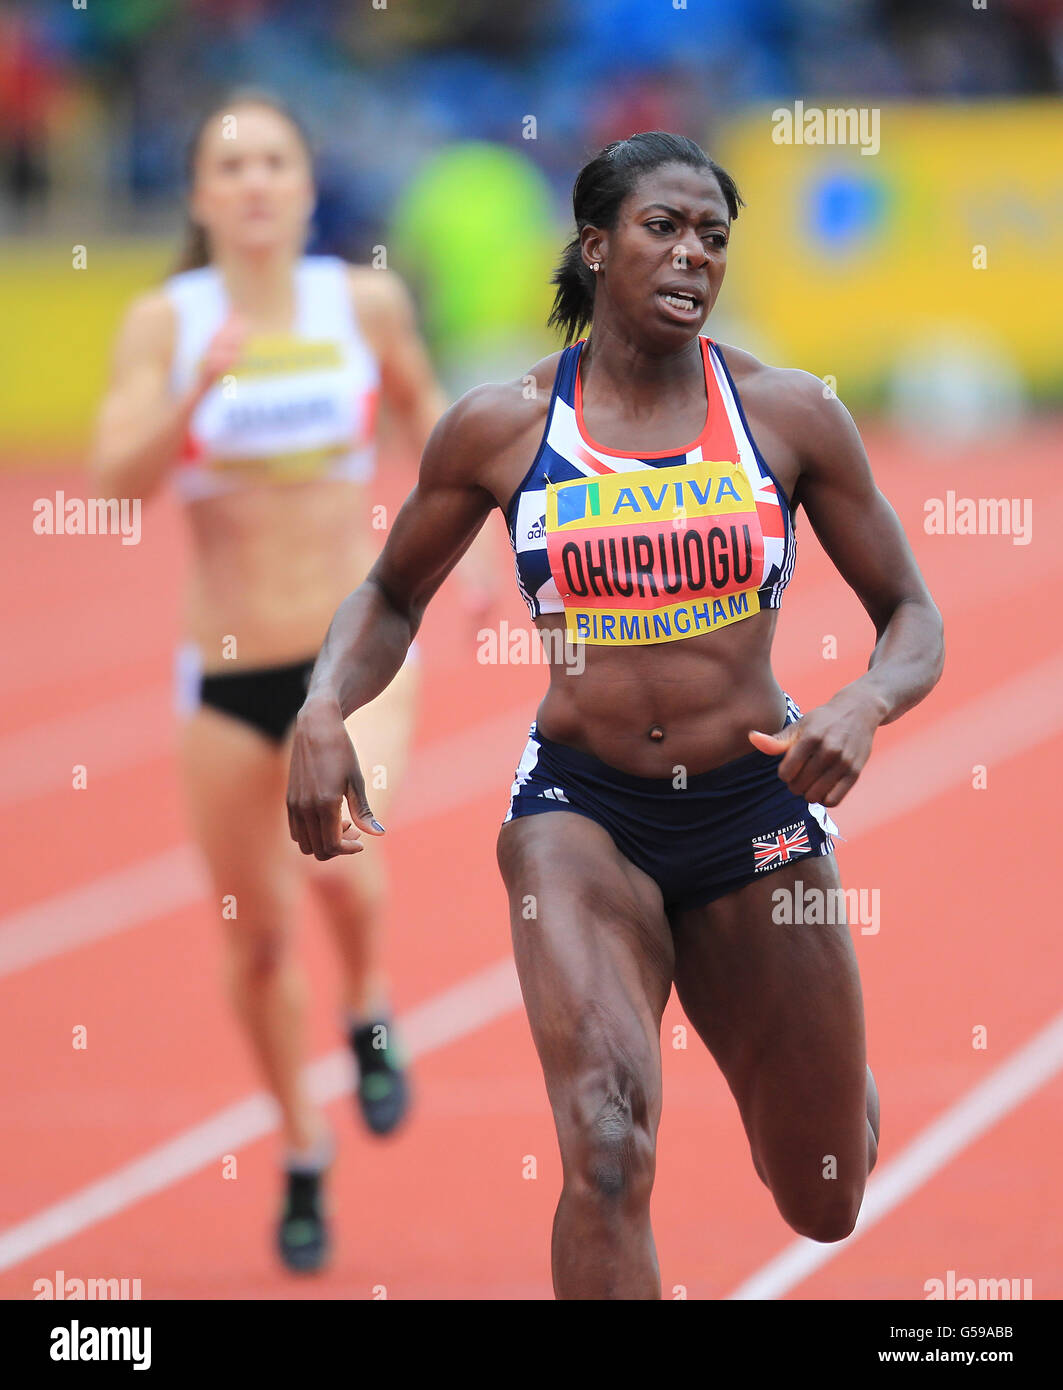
752, 820, 811, 871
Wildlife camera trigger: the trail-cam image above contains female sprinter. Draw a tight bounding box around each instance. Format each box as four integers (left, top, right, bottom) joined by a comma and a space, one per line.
91, 92, 467, 1273
285, 132, 944, 1299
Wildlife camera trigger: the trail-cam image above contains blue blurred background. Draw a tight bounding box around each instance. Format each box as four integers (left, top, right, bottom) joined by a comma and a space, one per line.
2, 0, 1061, 446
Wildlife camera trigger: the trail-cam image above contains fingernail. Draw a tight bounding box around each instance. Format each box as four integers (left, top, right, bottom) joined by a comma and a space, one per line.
371, 819, 386, 833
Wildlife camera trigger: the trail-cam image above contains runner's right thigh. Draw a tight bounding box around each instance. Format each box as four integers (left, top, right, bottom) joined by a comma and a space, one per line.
179, 707, 300, 959
497, 811, 674, 1186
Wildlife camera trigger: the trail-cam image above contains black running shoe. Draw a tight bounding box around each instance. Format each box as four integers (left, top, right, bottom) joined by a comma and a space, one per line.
350, 1019, 410, 1136
277, 1169, 329, 1273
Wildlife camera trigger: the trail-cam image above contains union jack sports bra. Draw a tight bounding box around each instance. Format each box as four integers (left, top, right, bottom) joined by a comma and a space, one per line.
505, 335, 796, 647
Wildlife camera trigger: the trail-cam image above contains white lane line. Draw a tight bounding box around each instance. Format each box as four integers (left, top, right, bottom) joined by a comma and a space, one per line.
8, 649, 1061, 981
0, 847, 205, 978
0, 685, 172, 810
728, 1009, 1063, 1300
0, 704, 531, 979
0, 957, 521, 1273
2, 654, 1061, 1268
723, 654, 1063, 1299
838, 652, 1063, 837
0, 660, 526, 813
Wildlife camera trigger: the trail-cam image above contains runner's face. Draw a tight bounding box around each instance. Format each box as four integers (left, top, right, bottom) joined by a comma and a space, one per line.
586, 163, 731, 347
190, 104, 314, 259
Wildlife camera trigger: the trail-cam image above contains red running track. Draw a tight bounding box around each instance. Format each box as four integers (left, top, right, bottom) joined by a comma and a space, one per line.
0, 423, 1059, 1299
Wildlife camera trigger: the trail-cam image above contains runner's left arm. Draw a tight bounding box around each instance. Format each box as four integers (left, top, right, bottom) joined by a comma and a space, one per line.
749, 377, 944, 807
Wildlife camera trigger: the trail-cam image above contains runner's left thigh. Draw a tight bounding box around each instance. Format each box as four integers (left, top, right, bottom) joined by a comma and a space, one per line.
670, 854, 869, 1229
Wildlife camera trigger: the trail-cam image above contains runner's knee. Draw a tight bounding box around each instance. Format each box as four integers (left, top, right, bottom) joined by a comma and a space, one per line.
219, 882, 295, 985
779, 1184, 864, 1243
225, 925, 291, 984
558, 1064, 657, 1208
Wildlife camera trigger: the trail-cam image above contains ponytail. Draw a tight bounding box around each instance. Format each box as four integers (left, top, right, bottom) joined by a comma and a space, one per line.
547, 234, 597, 344
173, 219, 211, 274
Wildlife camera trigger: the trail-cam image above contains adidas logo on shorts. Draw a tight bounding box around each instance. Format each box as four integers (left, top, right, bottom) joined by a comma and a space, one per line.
538, 786, 569, 803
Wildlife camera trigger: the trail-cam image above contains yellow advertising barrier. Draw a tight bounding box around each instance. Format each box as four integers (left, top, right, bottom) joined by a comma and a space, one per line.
4, 102, 1060, 459
1, 242, 172, 461
716, 100, 1063, 401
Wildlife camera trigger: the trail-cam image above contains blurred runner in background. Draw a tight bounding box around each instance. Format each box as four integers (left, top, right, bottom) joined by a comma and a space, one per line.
90, 90, 492, 1273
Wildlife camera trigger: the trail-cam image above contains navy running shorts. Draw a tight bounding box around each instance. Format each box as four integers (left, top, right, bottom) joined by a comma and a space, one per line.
502, 694, 839, 915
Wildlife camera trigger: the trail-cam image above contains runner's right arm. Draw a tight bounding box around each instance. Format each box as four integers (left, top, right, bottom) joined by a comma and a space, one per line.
91, 294, 243, 501
287, 383, 511, 859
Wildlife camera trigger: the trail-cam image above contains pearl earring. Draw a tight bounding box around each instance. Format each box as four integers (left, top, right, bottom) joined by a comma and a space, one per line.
592, 262, 600, 272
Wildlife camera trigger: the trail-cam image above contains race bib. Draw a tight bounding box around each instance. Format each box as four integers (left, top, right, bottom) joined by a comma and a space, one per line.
545, 460, 764, 646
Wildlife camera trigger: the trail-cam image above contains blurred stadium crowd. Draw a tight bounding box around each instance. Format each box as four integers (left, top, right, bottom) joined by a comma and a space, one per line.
2, 0, 1060, 433
3, 0, 1061, 248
